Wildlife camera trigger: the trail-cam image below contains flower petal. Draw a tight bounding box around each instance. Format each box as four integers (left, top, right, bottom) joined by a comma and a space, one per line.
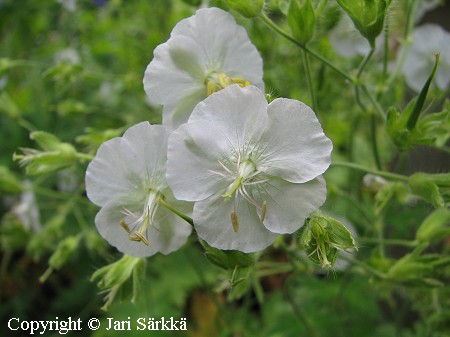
193, 192, 278, 253
252, 176, 327, 234
172, 8, 264, 89
260, 98, 332, 183
95, 199, 192, 258
166, 121, 232, 201
143, 35, 207, 108
85, 122, 168, 207
189, 85, 269, 153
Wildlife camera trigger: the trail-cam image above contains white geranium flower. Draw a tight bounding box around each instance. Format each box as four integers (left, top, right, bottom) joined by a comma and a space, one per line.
12, 181, 42, 232
143, 7, 264, 129
401, 24, 450, 92
167, 85, 333, 253
85, 122, 192, 257
329, 17, 371, 58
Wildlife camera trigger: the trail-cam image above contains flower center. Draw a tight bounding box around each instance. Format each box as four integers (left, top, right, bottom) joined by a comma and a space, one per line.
119, 189, 162, 246
206, 72, 251, 96
219, 157, 268, 232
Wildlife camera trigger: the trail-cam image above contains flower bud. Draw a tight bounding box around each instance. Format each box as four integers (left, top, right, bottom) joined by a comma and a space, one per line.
299, 214, 357, 268
336, 0, 392, 47
40, 235, 81, 282
409, 173, 445, 208
224, 0, 264, 18
287, 0, 316, 44
13, 131, 77, 175
416, 208, 450, 244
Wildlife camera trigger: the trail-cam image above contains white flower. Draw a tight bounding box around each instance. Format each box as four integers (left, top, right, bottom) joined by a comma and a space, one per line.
329, 17, 371, 58
85, 122, 192, 257
415, 0, 440, 21
167, 85, 333, 253
143, 7, 264, 129
12, 181, 42, 232
401, 24, 450, 92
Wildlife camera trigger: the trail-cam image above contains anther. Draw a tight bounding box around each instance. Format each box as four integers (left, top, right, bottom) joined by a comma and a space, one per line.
231, 211, 239, 233
133, 231, 149, 246
260, 201, 267, 222
120, 220, 131, 234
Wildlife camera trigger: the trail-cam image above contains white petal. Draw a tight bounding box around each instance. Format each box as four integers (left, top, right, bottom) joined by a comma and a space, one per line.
143, 35, 207, 107
172, 8, 264, 90
260, 98, 332, 183
252, 176, 327, 234
95, 200, 191, 258
189, 85, 269, 153
166, 122, 232, 201
161, 89, 206, 130
85, 122, 168, 207
193, 192, 278, 253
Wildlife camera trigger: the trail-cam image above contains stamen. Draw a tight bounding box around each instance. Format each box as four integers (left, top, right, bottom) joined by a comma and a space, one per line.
207, 81, 218, 96
231, 211, 239, 233
231, 78, 251, 87
120, 220, 131, 234
218, 73, 233, 88
133, 231, 149, 246
260, 201, 267, 222
218, 160, 233, 175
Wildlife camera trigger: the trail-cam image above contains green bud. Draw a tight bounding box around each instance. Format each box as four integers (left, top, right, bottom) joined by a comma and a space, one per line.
375, 181, 409, 213
14, 131, 77, 175
91, 255, 144, 290
387, 250, 443, 287
40, 235, 81, 282
203, 241, 255, 269
287, 0, 316, 44
409, 173, 445, 208
336, 0, 392, 47
416, 208, 450, 244
0, 166, 23, 194
299, 214, 357, 268
56, 99, 88, 117
224, 0, 264, 18
91, 255, 145, 310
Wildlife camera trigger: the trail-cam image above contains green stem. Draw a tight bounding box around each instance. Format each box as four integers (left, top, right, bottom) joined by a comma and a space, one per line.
359, 237, 418, 248
370, 114, 382, 170
356, 47, 375, 79
302, 51, 317, 110
331, 161, 409, 182
157, 198, 194, 226
340, 255, 387, 279
75, 152, 94, 162
259, 12, 353, 82
361, 84, 386, 120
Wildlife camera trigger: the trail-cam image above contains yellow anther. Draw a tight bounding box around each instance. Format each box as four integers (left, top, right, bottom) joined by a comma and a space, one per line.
133, 231, 149, 246
207, 81, 218, 96
260, 201, 267, 222
120, 220, 131, 234
231, 78, 251, 88
217, 73, 233, 88
231, 211, 239, 233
